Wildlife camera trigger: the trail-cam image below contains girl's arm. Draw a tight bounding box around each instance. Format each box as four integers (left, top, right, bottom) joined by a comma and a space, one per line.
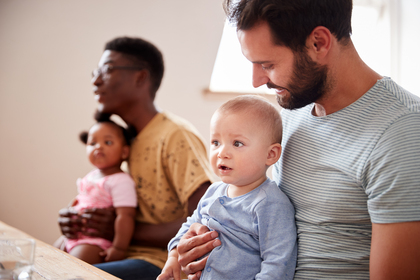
101, 206, 136, 262
113, 207, 136, 250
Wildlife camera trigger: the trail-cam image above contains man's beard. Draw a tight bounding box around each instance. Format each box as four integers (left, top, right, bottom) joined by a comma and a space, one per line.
268, 50, 329, 110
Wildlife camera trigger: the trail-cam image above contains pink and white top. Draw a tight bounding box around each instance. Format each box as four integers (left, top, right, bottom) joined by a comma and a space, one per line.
75, 169, 137, 210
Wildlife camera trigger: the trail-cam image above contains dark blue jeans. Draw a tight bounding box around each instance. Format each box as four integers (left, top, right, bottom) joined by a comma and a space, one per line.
94, 259, 161, 280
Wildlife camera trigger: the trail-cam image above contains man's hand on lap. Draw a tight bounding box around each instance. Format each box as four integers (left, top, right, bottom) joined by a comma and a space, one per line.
80, 207, 116, 241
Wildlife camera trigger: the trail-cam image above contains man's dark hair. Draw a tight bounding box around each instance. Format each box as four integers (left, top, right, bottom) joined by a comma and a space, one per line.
105, 36, 164, 99
224, 0, 353, 52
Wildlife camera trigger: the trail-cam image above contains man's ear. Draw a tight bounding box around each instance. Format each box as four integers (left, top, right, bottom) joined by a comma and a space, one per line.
121, 145, 130, 160
266, 143, 282, 166
306, 26, 332, 60
134, 69, 149, 86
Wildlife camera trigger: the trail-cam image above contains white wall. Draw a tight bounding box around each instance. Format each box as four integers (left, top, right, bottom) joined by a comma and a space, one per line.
0, 0, 418, 245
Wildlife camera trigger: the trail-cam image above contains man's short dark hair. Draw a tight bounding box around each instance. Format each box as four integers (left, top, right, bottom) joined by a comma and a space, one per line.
224, 0, 353, 52
105, 36, 164, 99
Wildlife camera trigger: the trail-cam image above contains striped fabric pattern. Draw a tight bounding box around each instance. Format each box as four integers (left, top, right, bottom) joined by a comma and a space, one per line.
273, 77, 420, 279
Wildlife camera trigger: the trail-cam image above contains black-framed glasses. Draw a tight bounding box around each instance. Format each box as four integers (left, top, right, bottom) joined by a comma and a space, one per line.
92, 64, 145, 78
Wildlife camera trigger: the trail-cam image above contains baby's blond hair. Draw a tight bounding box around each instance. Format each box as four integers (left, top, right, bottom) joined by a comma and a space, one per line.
216, 95, 282, 144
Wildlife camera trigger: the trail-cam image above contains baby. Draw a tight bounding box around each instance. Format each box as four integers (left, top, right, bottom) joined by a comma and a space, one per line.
56, 115, 137, 264
158, 95, 297, 280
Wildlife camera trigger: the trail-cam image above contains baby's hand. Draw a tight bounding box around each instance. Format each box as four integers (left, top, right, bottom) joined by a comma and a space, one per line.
157, 255, 181, 280
100, 246, 126, 262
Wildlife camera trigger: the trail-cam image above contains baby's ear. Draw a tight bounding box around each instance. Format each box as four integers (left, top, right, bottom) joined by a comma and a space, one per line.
266, 143, 282, 166
121, 145, 130, 160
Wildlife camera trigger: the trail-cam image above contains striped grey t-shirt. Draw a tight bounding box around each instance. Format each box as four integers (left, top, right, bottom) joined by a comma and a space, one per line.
274, 77, 420, 279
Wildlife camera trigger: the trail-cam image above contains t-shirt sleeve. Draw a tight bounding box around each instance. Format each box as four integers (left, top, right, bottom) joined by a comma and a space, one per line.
365, 113, 420, 223
105, 173, 138, 208
162, 129, 213, 205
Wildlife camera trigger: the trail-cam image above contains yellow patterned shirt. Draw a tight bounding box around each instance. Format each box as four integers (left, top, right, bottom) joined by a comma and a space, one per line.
126, 111, 214, 268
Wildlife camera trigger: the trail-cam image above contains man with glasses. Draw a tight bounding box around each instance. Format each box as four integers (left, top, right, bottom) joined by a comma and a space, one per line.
56, 37, 213, 280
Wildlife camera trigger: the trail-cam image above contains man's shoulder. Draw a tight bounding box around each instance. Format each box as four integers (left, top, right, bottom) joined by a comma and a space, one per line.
375, 78, 420, 114
139, 112, 209, 156
141, 111, 204, 142
156, 111, 202, 135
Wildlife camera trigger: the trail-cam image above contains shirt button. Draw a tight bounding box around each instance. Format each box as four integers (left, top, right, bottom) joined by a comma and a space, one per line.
206, 267, 211, 272
219, 198, 224, 204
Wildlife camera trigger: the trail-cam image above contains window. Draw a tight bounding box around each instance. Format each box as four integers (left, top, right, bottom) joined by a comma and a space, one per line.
209, 20, 269, 94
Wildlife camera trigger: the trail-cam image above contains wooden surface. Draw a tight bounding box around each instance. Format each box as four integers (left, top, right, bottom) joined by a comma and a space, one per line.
0, 221, 121, 280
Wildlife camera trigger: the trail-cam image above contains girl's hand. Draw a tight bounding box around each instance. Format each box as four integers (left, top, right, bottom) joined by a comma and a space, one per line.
100, 246, 126, 262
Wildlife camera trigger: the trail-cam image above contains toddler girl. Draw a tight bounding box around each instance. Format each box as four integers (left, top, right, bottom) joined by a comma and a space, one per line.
60, 116, 137, 264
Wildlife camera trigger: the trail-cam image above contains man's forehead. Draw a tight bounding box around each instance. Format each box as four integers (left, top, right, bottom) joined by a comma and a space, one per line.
237, 22, 278, 62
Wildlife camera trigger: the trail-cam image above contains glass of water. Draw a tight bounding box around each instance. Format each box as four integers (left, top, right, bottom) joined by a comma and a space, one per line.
0, 238, 36, 280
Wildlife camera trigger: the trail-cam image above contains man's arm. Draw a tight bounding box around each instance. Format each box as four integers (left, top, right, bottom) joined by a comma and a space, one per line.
130, 181, 211, 248
370, 221, 420, 280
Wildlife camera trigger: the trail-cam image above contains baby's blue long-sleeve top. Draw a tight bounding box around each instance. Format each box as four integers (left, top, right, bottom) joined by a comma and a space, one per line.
168, 178, 297, 280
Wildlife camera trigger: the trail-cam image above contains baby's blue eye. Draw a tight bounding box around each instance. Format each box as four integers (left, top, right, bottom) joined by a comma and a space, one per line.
105, 140, 113, 145
233, 141, 244, 147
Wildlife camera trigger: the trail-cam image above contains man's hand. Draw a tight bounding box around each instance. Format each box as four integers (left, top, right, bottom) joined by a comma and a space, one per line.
177, 223, 221, 280
57, 207, 83, 239
80, 207, 116, 241
58, 207, 116, 240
